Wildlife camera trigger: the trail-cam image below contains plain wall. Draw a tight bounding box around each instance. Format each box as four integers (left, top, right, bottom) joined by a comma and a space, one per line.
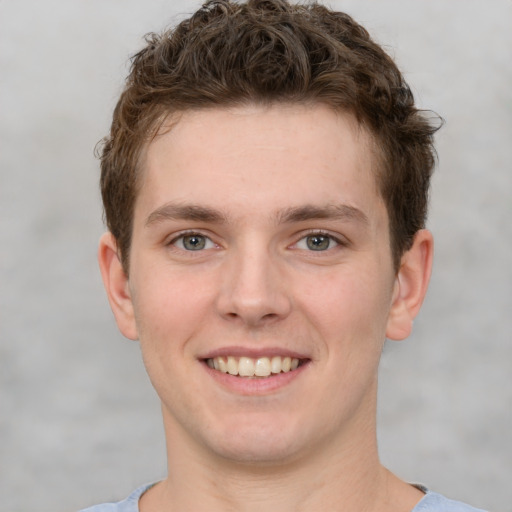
0, 1, 510, 510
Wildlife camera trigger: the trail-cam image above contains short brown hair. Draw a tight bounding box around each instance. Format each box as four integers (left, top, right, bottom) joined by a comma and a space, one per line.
99, 0, 441, 272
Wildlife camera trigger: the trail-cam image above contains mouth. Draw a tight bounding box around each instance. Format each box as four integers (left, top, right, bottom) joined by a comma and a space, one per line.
204, 355, 307, 378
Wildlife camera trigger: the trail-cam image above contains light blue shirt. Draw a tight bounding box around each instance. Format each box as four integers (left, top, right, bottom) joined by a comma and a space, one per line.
79, 483, 488, 512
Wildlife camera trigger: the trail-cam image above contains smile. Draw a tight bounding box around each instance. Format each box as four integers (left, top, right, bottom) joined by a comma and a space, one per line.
205, 356, 302, 378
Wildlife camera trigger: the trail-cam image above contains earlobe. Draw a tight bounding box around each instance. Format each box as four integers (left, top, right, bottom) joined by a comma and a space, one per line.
98, 232, 139, 340
386, 229, 434, 341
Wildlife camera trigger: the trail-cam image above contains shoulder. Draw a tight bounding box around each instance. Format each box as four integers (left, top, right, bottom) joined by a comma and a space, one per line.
413, 490, 488, 512
79, 484, 154, 512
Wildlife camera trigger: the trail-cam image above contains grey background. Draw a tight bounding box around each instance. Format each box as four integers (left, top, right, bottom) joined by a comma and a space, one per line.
1, 1, 511, 510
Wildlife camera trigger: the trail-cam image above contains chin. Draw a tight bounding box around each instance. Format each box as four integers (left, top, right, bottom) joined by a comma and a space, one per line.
215, 441, 302, 467
202, 418, 314, 467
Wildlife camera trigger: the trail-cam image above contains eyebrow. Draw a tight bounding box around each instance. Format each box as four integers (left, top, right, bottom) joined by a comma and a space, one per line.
276, 204, 369, 225
145, 203, 228, 226
145, 202, 369, 227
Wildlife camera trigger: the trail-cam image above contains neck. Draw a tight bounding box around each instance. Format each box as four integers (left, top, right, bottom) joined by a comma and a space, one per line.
141, 388, 423, 512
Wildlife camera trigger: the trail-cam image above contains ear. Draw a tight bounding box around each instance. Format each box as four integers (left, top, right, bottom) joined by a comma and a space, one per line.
98, 232, 138, 340
386, 229, 434, 341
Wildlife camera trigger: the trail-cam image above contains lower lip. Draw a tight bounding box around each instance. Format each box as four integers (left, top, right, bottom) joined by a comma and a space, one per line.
202, 362, 309, 395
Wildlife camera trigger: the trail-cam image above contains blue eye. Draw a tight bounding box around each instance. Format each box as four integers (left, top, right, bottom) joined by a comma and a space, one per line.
173, 234, 215, 251
296, 234, 339, 251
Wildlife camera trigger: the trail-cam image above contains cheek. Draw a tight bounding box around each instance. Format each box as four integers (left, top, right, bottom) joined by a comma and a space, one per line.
297, 266, 393, 348
131, 271, 215, 404
131, 268, 215, 356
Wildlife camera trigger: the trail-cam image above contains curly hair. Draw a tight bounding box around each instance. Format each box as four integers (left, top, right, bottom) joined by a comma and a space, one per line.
99, 0, 441, 272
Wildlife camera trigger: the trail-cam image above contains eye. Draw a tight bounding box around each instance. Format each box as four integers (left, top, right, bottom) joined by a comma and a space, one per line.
295, 233, 340, 251
172, 233, 216, 251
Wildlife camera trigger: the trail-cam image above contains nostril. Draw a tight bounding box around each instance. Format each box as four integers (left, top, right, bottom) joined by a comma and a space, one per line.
216, 278, 292, 325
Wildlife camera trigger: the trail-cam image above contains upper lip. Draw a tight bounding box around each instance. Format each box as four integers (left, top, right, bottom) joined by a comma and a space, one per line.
199, 346, 310, 360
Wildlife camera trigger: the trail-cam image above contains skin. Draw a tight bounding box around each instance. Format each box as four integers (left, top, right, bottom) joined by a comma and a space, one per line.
99, 104, 433, 511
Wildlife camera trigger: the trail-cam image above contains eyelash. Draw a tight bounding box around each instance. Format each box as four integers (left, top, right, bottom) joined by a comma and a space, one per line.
167, 230, 347, 253
293, 231, 346, 252
168, 231, 217, 252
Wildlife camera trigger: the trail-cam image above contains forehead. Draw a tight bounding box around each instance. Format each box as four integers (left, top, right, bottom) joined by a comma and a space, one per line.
136, 104, 383, 224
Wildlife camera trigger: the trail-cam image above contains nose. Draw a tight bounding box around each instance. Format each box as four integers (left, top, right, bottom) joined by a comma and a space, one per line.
215, 241, 292, 327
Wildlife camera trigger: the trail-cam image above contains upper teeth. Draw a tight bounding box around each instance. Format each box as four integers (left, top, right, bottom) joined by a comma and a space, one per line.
206, 356, 300, 377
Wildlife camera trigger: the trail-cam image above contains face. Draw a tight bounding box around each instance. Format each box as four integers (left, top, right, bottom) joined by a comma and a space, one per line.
101, 104, 427, 466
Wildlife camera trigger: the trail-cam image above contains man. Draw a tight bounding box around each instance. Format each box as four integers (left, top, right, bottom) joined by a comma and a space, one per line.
83, 1, 487, 510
